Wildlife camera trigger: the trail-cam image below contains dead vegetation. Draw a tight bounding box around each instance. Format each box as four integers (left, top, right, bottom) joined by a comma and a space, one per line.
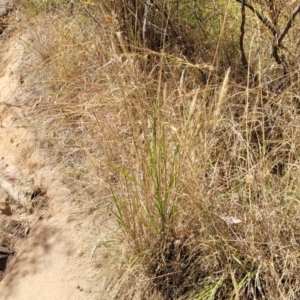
13, 0, 300, 298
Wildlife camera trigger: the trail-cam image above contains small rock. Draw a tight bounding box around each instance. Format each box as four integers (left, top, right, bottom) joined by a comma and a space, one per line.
0, 246, 13, 255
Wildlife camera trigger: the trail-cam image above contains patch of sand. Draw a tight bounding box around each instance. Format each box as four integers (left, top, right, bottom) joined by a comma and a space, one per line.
0, 9, 97, 300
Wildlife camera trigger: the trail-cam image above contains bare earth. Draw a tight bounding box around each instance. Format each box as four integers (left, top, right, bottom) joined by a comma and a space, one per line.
0, 6, 97, 300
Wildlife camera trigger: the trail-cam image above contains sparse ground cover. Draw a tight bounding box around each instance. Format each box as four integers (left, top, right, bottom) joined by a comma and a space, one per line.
1, 0, 300, 299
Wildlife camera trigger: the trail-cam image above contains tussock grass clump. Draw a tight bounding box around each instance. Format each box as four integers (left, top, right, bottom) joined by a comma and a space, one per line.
17, 0, 300, 298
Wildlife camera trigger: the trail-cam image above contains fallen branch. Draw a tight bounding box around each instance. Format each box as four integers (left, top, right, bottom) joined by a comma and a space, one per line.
235, 0, 278, 36
239, 0, 248, 68
278, 3, 300, 46
235, 0, 300, 90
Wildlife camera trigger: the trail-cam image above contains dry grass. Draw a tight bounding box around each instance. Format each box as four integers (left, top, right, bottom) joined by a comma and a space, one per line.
14, 0, 300, 298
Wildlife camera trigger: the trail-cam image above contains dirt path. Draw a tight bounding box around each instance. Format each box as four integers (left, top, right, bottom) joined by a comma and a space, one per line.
0, 4, 97, 300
